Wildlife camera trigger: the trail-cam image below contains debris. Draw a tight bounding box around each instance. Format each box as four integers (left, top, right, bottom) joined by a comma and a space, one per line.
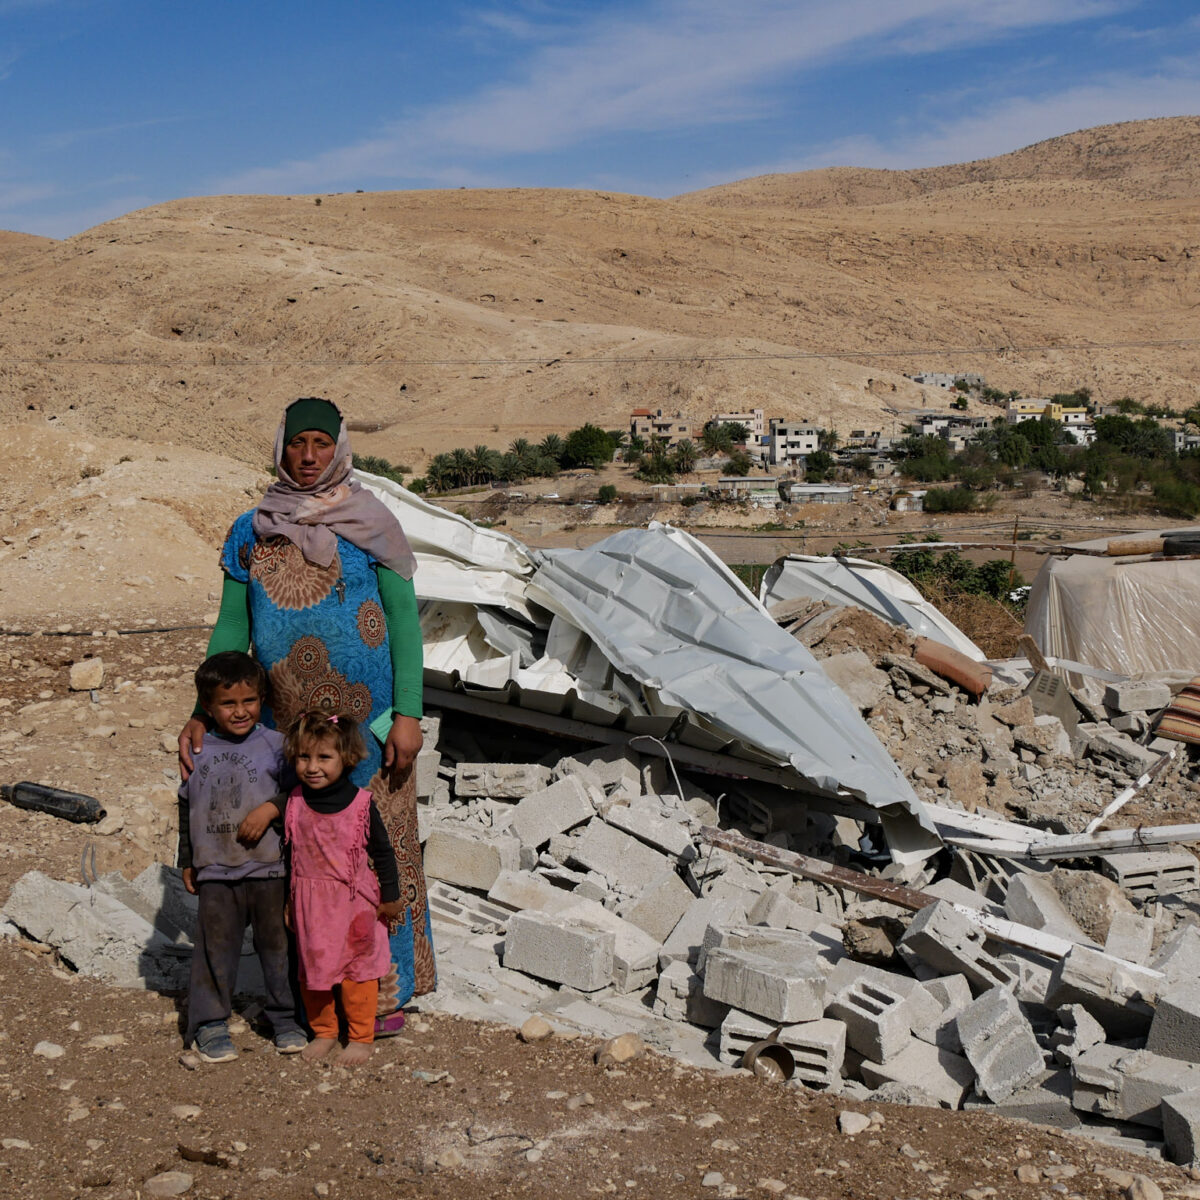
1, 781, 106, 824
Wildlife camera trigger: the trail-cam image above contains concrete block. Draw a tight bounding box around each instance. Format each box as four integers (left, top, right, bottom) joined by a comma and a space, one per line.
1050, 1003, 1106, 1066
827, 959, 939, 1035
1072, 1043, 1200, 1128
1004, 873, 1095, 947
1162, 1089, 1200, 1165
922, 974, 973, 1018
2, 870, 190, 991
702, 947, 826, 1023
551, 755, 608, 797
558, 896, 661, 993
602, 805, 696, 861
1087, 729, 1162, 775
898, 900, 1017, 995
659, 896, 745, 967
454, 762, 551, 799
955, 986, 1045, 1102
701, 923, 829, 974
858, 1039, 976, 1109
962, 1068, 1081, 1129
423, 827, 520, 892
1104, 911, 1156, 966
622, 870, 694, 943
1100, 850, 1200, 899
569, 820, 670, 893
114, 864, 199, 942
827, 978, 912, 1064
653, 959, 728, 1027
1105, 679, 1172, 714
415, 748, 441, 799
1153, 923, 1200, 988
718, 1009, 845, 1088
486, 869, 574, 916
502, 909, 614, 991
571, 743, 643, 793
426, 881, 511, 933
995, 951, 1054, 1006
509, 776, 597, 850
1147, 980, 1200, 1063
1046, 945, 1158, 1038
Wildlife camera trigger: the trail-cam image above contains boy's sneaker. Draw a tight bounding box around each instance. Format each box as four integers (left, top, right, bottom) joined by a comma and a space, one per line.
194, 1021, 238, 1063
274, 1029, 308, 1055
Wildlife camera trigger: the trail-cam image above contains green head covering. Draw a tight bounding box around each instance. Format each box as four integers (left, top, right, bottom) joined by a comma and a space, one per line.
283, 397, 342, 443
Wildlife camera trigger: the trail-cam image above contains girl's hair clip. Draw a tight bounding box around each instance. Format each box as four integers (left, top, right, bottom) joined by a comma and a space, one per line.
329, 714, 339, 724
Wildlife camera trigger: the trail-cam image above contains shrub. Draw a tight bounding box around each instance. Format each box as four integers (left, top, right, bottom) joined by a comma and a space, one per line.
598, 483, 617, 503
922, 487, 976, 513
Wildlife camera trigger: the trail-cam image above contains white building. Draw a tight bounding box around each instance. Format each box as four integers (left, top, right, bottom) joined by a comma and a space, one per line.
714, 409, 765, 441
767, 420, 821, 466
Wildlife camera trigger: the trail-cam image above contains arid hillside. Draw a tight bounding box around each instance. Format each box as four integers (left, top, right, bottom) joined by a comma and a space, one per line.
1, 116, 1198, 472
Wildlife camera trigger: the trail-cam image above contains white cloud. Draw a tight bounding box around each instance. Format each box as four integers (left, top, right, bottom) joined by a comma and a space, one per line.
219, 0, 1136, 193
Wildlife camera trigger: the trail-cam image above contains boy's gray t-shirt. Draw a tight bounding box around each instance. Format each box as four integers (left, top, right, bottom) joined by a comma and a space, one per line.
177, 725, 288, 883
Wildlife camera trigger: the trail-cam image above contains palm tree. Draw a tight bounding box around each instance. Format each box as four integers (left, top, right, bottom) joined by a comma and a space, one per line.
672, 439, 698, 475
701, 423, 733, 455
538, 434, 565, 464
449, 447, 472, 488
471, 444, 500, 484
509, 438, 533, 461
425, 454, 454, 493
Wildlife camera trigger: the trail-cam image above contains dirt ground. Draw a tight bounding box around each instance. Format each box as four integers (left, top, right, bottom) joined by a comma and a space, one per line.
2, 627, 1200, 1200
2, 929, 1196, 1200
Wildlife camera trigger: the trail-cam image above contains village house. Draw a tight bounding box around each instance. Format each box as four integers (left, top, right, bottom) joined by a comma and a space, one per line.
714, 408, 765, 441
766, 419, 821, 467
629, 408, 692, 448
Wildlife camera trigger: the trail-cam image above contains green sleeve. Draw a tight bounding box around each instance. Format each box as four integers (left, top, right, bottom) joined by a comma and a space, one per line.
376, 566, 424, 719
207, 574, 252, 655
192, 574, 252, 717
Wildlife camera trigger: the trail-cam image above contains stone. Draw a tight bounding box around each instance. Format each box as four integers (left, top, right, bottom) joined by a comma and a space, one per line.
659, 896, 746, 967
502, 909, 614, 992
942, 758, 988, 809
1087, 729, 1162, 775
33, 1040, 64, 1058
838, 1111, 872, 1135
595, 1032, 645, 1065
519, 1015, 553, 1043
487, 870, 574, 915
1125, 1176, 1164, 1200
68, 658, 104, 690
821, 650, 891, 711
702, 947, 826, 1023
993, 696, 1035, 727
1104, 911, 1156, 965
144, 1172, 193, 1197
858, 1040, 975, 1109
509, 777, 596, 850
1051, 867, 1134, 944
1004, 872, 1094, 946
1072, 1043, 1200, 1128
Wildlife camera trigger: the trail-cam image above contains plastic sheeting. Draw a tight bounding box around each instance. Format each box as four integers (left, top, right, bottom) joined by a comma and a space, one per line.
760, 554, 985, 661
527, 524, 931, 829
1025, 552, 1200, 677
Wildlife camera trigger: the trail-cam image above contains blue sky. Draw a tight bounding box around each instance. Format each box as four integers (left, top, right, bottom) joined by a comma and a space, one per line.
2, 0, 1198, 238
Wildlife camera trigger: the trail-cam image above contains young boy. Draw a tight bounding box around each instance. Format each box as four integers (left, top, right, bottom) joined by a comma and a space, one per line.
178, 650, 305, 1062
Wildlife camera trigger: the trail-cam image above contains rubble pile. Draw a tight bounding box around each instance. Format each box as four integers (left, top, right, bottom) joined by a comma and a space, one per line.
785, 599, 1200, 831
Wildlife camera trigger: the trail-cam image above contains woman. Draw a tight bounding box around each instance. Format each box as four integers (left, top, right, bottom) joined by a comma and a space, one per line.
179, 396, 435, 1025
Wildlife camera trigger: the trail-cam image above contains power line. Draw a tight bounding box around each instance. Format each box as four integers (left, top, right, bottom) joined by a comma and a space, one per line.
8, 337, 1199, 370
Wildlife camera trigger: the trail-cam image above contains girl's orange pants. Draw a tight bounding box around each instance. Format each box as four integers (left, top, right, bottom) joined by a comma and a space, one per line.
301, 979, 378, 1045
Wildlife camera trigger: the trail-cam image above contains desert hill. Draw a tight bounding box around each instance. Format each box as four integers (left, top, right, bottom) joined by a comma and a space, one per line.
1, 117, 1197, 478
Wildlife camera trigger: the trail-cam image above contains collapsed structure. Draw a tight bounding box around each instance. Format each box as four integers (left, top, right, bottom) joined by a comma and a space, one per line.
6, 481, 1200, 1163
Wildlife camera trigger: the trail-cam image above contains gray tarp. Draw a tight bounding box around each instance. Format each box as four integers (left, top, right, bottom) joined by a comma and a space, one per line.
527, 525, 930, 829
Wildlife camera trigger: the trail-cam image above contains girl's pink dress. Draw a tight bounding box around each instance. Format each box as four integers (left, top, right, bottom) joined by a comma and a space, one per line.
285, 785, 390, 990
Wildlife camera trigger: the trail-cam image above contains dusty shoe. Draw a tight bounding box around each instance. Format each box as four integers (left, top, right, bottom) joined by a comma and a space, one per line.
373, 1011, 406, 1039
274, 1029, 308, 1055
193, 1021, 238, 1064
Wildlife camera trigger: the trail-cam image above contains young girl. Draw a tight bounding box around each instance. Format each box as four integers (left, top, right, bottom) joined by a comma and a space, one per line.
283, 710, 403, 1065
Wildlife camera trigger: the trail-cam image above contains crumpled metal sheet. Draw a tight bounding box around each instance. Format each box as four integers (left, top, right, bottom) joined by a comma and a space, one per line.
526, 524, 931, 829
761, 554, 985, 661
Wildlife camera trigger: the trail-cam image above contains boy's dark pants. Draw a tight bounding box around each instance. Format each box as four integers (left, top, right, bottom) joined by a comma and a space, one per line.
186, 877, 301, 1044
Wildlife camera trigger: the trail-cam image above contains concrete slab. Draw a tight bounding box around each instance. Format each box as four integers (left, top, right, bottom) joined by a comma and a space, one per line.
702, 947, 827, 1024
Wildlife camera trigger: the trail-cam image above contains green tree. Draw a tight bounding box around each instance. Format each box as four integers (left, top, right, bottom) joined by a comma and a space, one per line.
425, 454, 455, 492
701, 423, 734, 454
805, 449, 835, 482
563, 424, 616, 469
672, 438, 698, 474
598, 483, 617, 503
538, 434, 565, 463
722, 451, 753, 475
470, 444, 501, 484
449, 448, 472, 487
